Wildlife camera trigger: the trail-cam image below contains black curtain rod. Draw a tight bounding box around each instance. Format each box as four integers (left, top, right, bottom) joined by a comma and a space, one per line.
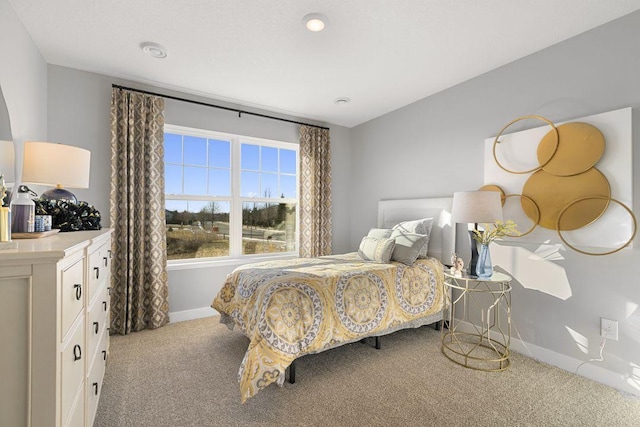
111, 84, 329, 130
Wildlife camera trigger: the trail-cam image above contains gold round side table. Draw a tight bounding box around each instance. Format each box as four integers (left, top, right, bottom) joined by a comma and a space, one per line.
442, 270, 512, 371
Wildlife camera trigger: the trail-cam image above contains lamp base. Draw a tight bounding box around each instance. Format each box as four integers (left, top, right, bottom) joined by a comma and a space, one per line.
41, 187, 77, 204
468, 230, 479, 278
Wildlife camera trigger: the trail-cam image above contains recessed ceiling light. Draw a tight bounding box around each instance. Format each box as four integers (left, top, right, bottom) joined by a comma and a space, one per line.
303, 13, 329, 32
334, 97, 350, 105
140, 42, 167, 58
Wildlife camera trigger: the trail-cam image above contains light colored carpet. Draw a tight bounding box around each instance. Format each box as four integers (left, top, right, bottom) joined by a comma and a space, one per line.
95, 316, 640, 426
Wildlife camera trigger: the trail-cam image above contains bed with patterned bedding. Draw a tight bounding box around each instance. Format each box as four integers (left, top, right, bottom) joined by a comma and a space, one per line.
212, 252, 445, 402
212, 197, 457, 402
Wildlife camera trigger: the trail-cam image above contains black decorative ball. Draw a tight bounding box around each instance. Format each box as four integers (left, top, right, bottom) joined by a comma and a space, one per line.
34, 199, 102, 232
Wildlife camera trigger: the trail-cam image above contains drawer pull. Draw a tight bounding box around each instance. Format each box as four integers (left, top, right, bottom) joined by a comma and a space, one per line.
103, 256, 108, 267
74, 284, 82, 300
94, 267, 100, 279
108, 249, 112, 258
93, 382, 99, 395
108, 287, 111, 295
93, 321, 99, 334
102, 350, 107, 361
103, 301, 107, 311
73, 344, 82, 361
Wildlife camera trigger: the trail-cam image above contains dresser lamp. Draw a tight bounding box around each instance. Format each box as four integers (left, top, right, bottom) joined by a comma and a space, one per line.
451, 191, 503, 277
21, 141, 90, 204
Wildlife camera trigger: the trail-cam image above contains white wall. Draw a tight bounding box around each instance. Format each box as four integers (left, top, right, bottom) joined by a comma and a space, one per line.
0, 0, 48, 176
44, 65, 353, 319
349, 11, 640, 395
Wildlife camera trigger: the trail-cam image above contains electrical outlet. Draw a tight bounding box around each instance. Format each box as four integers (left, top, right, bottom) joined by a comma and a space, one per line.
601, 318, 618, 341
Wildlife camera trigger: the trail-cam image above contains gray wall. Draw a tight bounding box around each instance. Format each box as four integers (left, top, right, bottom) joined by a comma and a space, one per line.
45, 65, 353, 315
0, 0, 48, 178
349, 11, 640, 395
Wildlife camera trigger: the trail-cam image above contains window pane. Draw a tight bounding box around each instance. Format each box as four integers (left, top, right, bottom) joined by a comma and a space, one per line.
184, 136, 207, 166
208, 139, 230, 168
280, 175, 297, 198
241, 171, 259, 197
165, 127, 299, 261
280, 149, 296, 174
165, 133, 182, 164
184, 166, 207, 195
242, 202, 296, 255
166, 200, 231, 259
241, 143, 259, 170
165, 164, 183, 194
166, 200, 188, 212
261, 172, 278, 198
208, 168, 230, 196
261, 146, 278, 172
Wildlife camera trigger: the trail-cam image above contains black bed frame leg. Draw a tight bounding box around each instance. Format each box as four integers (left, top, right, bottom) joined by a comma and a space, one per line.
375, 336, 381, 350
288, 360, 296, 384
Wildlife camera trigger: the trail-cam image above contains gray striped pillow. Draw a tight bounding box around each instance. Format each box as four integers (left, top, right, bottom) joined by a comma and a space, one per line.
358, 237, 396, 263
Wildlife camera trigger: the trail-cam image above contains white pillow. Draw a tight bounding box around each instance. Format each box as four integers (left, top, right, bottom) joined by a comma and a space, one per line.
392, 217, 434, 258
389, 229, 429, 266
367, 228, 392, 239
358, 236, 396, 263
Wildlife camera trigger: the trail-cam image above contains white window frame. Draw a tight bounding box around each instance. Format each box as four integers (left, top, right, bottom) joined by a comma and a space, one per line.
165, 124, 299, 269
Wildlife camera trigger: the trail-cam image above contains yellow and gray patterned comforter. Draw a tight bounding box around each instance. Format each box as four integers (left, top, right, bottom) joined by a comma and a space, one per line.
211, 253, 445, 402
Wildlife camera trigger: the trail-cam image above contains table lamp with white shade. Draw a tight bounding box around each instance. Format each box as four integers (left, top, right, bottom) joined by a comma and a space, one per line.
451, 191, 503, 277
21, 141, 90, 204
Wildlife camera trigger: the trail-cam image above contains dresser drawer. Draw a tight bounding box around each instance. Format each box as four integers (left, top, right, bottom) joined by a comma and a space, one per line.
61, 316, 85, 426
61, 258, 85, 338
64, 388, 85, 427
86, 332, 107, 426
88, 242, 110, 304
87, 284, 109, 366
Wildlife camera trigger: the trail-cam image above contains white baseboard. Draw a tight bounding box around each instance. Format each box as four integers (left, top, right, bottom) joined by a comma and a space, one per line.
169, 306, 219, 323
453, 320, 639, 398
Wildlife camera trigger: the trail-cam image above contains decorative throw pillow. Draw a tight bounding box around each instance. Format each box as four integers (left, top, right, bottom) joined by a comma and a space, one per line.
392, 217, 434, 258
358, 236, 396, 263
367, 228, 393, 239
389, 229, 429, 265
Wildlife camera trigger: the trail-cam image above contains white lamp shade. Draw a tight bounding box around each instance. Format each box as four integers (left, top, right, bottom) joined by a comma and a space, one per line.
22, 141, 90, 188
451, 191, 503, 224
0, 140, 15, 184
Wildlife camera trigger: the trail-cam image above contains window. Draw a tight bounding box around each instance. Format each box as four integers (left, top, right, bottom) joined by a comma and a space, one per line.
164, 125, 298, 261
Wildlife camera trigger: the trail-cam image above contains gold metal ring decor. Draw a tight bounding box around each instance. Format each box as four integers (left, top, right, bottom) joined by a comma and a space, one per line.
502, 194, 540, 237
489, 113, 635, 255
493, 115, 559, 174
556, 196, 637, 256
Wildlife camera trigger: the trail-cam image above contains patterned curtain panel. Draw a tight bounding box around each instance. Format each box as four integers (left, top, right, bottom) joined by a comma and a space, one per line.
109, 87, 169, 334
299, 125, 332, 257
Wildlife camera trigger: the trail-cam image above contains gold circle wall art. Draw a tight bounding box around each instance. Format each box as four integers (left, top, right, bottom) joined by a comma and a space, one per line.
492, 115, 559, 175
521, 168, 611, 230
485, 112, 636, 255
557, 197, 637, 256
537, 122, 605, 176
502, 194, 540, 237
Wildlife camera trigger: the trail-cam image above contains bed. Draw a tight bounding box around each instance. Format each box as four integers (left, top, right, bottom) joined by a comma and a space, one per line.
212, 197, 456, 402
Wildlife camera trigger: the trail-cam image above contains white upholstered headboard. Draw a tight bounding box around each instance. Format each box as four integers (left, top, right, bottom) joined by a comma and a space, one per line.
377, 197, 455, 266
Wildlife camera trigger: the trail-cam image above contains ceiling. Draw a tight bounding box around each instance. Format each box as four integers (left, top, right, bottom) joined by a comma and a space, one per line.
8, 0, 640, 128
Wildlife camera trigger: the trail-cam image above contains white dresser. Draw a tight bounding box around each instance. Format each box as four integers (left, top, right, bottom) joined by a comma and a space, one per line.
0, 229, 113, 427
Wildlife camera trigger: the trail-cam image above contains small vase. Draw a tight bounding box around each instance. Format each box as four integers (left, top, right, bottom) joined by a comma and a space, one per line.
476, 243, 493, 278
